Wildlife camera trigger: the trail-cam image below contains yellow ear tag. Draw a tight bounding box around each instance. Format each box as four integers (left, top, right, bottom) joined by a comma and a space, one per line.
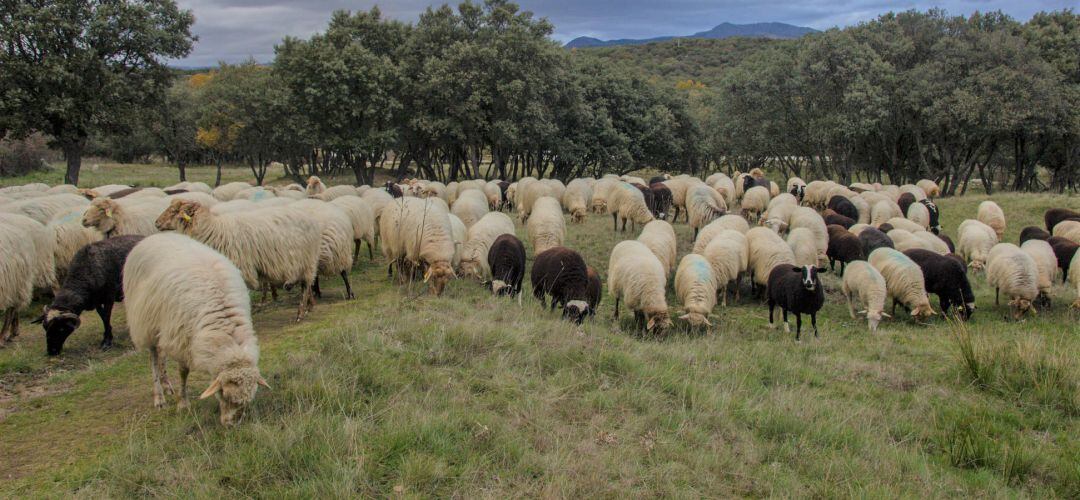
181, 213, 192, 222
104, 208, 113, 218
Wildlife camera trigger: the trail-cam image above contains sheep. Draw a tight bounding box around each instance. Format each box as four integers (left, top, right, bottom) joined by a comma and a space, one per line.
906, 202, 930, 230
82, 197, 168, 238
1053, 220, 1080, 243
488, 234, 526, 297
693, 215, 750, 254
767, 265, 826, 341
122, 233, 268, 425
443, 188, 487, 229
859, 227, 894, 256
787, 176, 806, 194
899, 184, 927, 201
675, 254, 719, 327
788, 207, 828, 264
156, 199, 320, 320
823, 209, 856, 229
329, 196, 377, 262
1, 183, 48, 194
637, 220, 677, 278
661, 177, 700, 222
610, 182, 655, 232
904, 249, 976, 320
380, 197, 456, 296
766, 192, 798, 213
1045, 208, 1080, 233
541, 179, 566, 203
1071, 253, 1080, 309
80, 184, 132, 198
590, 178, 620, 214
648, 182, 673, 220
1019, 226, 1051, 244
607, 240, 671, 334
585, 266, 601, 315
420, 181, 448, 202
702, 230, 748, 305
46, 208, 104, 284
1021, 239, 1057, 308
740, 185, 770, 223
911, 230, 950, 254
459, 212, 516, 281
532, 246, 591, 323
827, 195, 859, 221
1048, 236, 1079, 283
517, 179, 555, 222
168, 190, 219, 207
769, 181, 781, 197
0, 213, 58, 293
384, 180, 404, 198
848, 182, 876, 193
448, 213, 467, 271
1, 193, 89, 224
977, 201, 1006, 240
527, 196, 565, 256
746, 227, 796, 295
212, 181, 253, 201
987, 243, 1039, 319
563, 179, 592, 223
919, 199, 942, 234
710, 175, 737, 208
870, 200, 903, 227
826, 225, 864, 275
234, 187, 277, 203
361, 188, 394, 227
313, 185, 360, 202
0, 219, 34, 344
885, 217, 924, 233
803, 180, 836, 209
868, 247, 936, 320
483, 180, 504, 210
841, 261, 889, 332
897, 192, 917, 218
957, 219, 998, 271
786, 227, 819, 267
35, 235, 144, 355
916, 179, 940, 198
166, 181, 212, 194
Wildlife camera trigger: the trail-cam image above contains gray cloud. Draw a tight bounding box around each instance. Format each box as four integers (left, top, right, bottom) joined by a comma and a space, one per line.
173, 0, 1076, 66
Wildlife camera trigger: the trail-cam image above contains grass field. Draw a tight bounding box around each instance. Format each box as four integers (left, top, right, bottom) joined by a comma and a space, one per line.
1, 166, 1078, 496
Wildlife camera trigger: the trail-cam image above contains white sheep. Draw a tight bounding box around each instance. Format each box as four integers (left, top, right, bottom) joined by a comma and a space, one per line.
870, 200, 902, 227
233, 186, 277, 202
451, 189, 490, 229
841, 260, 889, 332
291, 199, 356, 299
458, 211, 516, 280
686, 184, 727, 237
1053, 220, 1080, 243
906, 202, 930, 230
637, 220, 677, 278
590, 178, 620, 214
702, 230, 749, 305
563, 179, 592, 223
212, 181, 253, 201
803, 180, 836, 209
305, 176, 327, 196
422, 181, 449, 202
675, 253, 719, 327
81, 197, 168, 238
527, 196, 565, 256
80, 184, 131, 198
977, 201, 1006, 240
46, 208, 104, 284
0, 183, 48, 194
693, 215, 750, 254
957, 219, 998, 271
0, 213, 58, 293
746, 227, 796, 292
380, 197, 456, 295
0, 219, 35, 343
885, 217, 924, 233
710, 176, 737, 208
786, 227, 819, 267
607, 240, 671, 334
868, 247, 935, 320
987, 243, 1039, 319
541, 179, 566, 203
1020, 239, 1056, 306
661, 177, 701, 222
516, 178, 551, 222
1, 193, 89, 224
788, 207, 828, 264
448, 213, 467, 271
916, 179, 940, 198
313, 185, 360, 202
610, 182, 655, 232
168, 191, 219, 207
329, 195, 377, 262
899, 184, 927, 201
122, 233, 268, 425
740, 185, 770, 222
361, 188, 394, 225
912, 230, 950, 255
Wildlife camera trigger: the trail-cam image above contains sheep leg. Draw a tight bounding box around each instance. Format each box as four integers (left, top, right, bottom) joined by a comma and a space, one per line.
621, 217, 628, 232
271, 286, 279, 302
612, 213, 618, 231
995, 288, 1000, 306
783, 309, 791, 334
368, 240, 375, 261
96, 301, 114, 350
846, 293, 856, 319
721, 284, 727, 307
341, 271, 354, 300
353, 240, 361, 265
0, 308, 13, 343
148, 346, 168, 408
810, 313, 818, 338
313, 277, 322, 299
768, 301, 775, 328
613, 296, 620, 320
891, 299, 898, 316
693, 228, 699, 241
795, 314, 802, 341
177, 363, 190, 410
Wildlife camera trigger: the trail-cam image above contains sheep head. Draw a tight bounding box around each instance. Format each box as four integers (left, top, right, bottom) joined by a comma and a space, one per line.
571, 208, 586, 224
563, 300, 590, 324
679, 312, 712, 328
968, 259, 985, 272
646, 310, 672, 335
305, 176, 325, 195
459, 259, 483, 281
199, 364, 269, 427
424, 261, 455, 296
36, 307, 81, 356
155, 199, 184, 231
170, 200, 206, 233
490, 279, 511, 295
82, 198, 119, 235
911, 303, 936, 321
1008, 298, 1035, 320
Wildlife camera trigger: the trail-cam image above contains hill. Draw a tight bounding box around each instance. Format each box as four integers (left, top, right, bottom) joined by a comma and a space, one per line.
565, 22, 817, 48
573, 36, 786, 86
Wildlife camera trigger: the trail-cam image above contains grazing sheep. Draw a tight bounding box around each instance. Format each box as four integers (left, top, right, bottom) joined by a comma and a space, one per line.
0, 213, 58, 293
919, 199, 942, 234
826, 225, 864, 275
841, 261, 889, 331
904, 249, 976, 320
803, 180, 836, 209
693, 215, 750, 253
586, 267, 601, 316
212, 181, 253, 201
740, 185, 770, 222
789, 207, 828, 264
483, 180, 504, 210
590, 178, 620, 214
648, 182, 673, 220
868, 247, 936, 320
1021, 239, 1057, 307
897, 192, 917, 219
661, 177, 700, 223
786, 227, 819, 267
329, 196, 377, 262
459, 212, 516, 281
313, 185, 360, 202
685, 184, 726, 236
858, 226, 893, 256
610, 183, 655, 232
156, 199, 320, 320
823, 209, 856, 229
710, 176, 737, 208
488, 234, 526, 297
527, 196, 566, 256
1045, 208, 1080, 233
916, 179, 940, 198
637, 220, 677, 278
675, 254, 719, 327
608, 240, 671, 334
36, 235, 143, 355
532, 246, 591, 323
977, 201, 1006, 240
0, 219, 34, 344
1048, 236, 1079, 283
1019, 226, 1051, 245
827, 195, 859, 221
563, 179, 593, 223
286, 200, 356, 300
702, 230, 748, 306
870, 200, 903, 227
361, 188, 394, 224
517, 179, 556, 222
381, 198, 456, 296
746, 227, 796, 294
767, 265, 826, 341
451, 189, 490, 229
885, 217, 924, 233
906, 202, 930, 230
123, 233, 268, 425
632, 183, 655, 219
1, 193, 89, 224
83, 184, 133, 199
957, 219, 998, 271
987, 243, 1039, 319
47, 208, 104, 284
82, 197, 168, 238
912, 230, 950, 255
1053, 220, 1080, 243
899, 185, 927, 201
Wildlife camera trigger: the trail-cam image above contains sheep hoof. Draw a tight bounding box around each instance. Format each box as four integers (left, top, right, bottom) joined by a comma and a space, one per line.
153, 397, 167, 409
100, 339, 112, 351
783, 323, 790, 333
177, 399, 190, 410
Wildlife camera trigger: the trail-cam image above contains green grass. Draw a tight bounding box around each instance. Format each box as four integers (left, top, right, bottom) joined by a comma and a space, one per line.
1, 169, 1078, 496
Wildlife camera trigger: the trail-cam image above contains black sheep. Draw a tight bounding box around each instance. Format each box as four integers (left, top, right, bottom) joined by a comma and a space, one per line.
163, 188, 188, 195
385, 181, 403, 198
648, 175, 668, 186
919, 199, 942, 234
742, 175, 769, 194
648, 183, 673, 220
897, 193, 916, 218
585, 266, 602, 316
531, 246, 591, 324
106, 187, 145, 199
34, 235, 145, 356
487, 234, 526, 297
1048, 236, 1079, 283
826, 225, 863, 275
823, 209, 856, 229
1045, 208, 1080, 232
827, 195, 859, 221
877, 222, 895, 234
497, 180, 510, 210
632, 183, 655, 220
767, 265, 826, 341
789, 184, 806, 202
859, 227, 894, 256
904, 249, 976, 320
1019, 226, 1051, 245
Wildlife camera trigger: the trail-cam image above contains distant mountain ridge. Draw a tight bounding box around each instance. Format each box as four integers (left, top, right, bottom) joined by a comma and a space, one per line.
565, 22, 817, 48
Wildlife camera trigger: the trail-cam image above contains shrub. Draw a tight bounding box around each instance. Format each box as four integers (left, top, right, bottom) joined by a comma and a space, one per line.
0, 133, 49, 177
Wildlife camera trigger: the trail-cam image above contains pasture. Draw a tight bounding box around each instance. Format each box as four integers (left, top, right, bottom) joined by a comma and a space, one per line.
0, 165, 1078, 497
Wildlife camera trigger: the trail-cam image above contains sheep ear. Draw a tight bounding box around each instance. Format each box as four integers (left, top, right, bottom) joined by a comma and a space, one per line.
104, 208, 113, 218
258, 377, 271, 390
423, 267, 432, 283
199, 377, 222, 400
816, 267, 828, 273
703, 316, 713, 326
881, 312, 892, 318
647, 317, 657, 329
678, 313, 691, 320
857, 309, 867, 316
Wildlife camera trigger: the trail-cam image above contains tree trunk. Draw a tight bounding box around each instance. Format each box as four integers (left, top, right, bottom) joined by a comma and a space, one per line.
62, 137, 85, 186
214, 158, 223, 187
177, 162, 187, 182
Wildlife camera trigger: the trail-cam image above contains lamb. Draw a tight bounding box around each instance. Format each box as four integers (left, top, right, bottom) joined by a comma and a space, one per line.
563, 179, 593, 223
746, 227, 796, 294
648, 182, 673, 220
693, 215, 750, 253
906, 202, 930, 230
1044, 208, 1080, 233
637, 220, 677, 278
987, 243, 1039, 319
702, 230, 748, 305
977, 201, 1006, 240
904, 249, 976, 320
1053, 220, 1080, 243
459, 211, 516, 280
0, 219, 34, 344
859, 227, 893, 256
786, 227, 819, 267
827, 195, 859, 221
841, 261, 889, 331
868, 247, 936, 320
1020, 239, 1057, 307
329, 196, 377, 262
610, 182, 655, 232
123, 233, 268, 425
675, 254, 719, 327
46, 208, 104, 284
0, 213, 58, 293
487, 234, 526, 297
585, 266, 602, 315
527, 196, 566, 256
957, 219, 998, 271
380, 197, 456, 295
740, 185, 770, 223
916, 179, 940, 198
826, 225, 864, 275
767, 265, 826, 341
1, 193, 89, 224
36, 235, 144, 355
1048, 236, 1079, 283
532, 246, 591, 323
82, 197, 168, 237
212, 181, 253, 201
607, 240, 671, 334
1019, 226, 1051, 244
156, 199, 321, 320
451, 189, 490, 229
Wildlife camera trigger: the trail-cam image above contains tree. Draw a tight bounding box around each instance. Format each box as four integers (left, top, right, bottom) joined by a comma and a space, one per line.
0, 0, 195, 185
150, 77, 202, 182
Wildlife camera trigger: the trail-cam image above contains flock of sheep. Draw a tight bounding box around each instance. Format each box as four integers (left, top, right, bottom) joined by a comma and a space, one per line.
1, 170, 1079, 425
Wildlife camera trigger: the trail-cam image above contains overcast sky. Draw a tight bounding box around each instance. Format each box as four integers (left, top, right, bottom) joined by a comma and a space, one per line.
173, 0, 1076, 67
